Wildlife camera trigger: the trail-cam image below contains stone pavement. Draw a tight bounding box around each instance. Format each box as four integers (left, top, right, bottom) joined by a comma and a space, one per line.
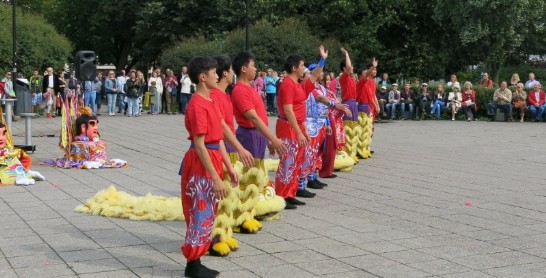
1, 113, 546, 278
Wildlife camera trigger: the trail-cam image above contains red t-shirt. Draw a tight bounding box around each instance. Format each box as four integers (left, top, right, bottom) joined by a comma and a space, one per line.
340, 72, 356, 100
357, 77, 376, 104
231, 82, 268, 128
278, 77, 314, 123
211, 88, 235, 133
185, 94, 224, 143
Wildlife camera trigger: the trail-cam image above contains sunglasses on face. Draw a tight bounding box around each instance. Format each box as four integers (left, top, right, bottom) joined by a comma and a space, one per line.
88, 120, 98, 126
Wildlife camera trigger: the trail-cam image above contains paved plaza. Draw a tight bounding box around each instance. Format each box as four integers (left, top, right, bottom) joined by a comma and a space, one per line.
1, 114, 546, 278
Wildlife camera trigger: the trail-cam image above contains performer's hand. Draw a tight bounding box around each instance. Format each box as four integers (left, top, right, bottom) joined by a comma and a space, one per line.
267, 142, 276, 157
326, 126, 333, 135
344, 108, 352, 118
213, 177, 227, 199
297, 132, 308, 147
319, 45, 328, 59
227, 167, 239, 188
271, 137, 286, 157
238, 148, 254, 168
335, 103, 349, 111
372, 57, 378, 68
375, 104, 380, 112
340, 47, 348, 56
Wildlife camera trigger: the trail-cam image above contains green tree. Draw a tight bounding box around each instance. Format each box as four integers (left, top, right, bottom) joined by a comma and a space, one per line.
433, 0, 546, 85
0, 3, 72, 75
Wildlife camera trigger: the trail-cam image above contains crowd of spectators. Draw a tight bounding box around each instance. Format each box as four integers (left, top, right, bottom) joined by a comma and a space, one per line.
3, 66, 545, 124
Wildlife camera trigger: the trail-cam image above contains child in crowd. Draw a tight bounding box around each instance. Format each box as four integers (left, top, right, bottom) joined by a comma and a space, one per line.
44, 88, 54, 118
180, 56, 238, 278
149, 81, 157, 115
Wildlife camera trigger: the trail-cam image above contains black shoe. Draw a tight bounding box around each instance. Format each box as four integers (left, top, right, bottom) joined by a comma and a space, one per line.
185, 259, 218, 278
285, 197, 306, 206
315, 179, 328, 187
284, 202, 297, 209
322, 174, 337, 179
307, 180, 324, 189
296, 189, 316, 198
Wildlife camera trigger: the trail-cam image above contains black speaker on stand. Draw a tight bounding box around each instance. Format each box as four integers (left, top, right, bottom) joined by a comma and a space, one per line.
75, 51, 97, 81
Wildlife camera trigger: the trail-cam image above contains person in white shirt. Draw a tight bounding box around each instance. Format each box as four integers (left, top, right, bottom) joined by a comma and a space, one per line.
115, 70, 128, 114
179, 66, 192, 114
525, 72, 540, 89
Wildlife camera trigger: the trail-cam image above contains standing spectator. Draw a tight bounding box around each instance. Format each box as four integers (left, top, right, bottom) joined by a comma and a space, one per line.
125, 71, 142, 117
486, 81, 513, 122
116, 70, 128, 114
148, 81, 158, 115
56, 70, 67, 116
376, 85, 388, 118
253, 71, 265, 101
328, 71, 337, 94
430, 84, 446, 120
525, 73, 540, 89
83, 77, 98, 115
41, 67, 59, 117
264, 68, 277, 115
387, 83, 401, 120
29, 69, 43, 115
479, 72, 494, 88
512, 83, 527, 123
148, 71, 163, 115
137, 71, 146, 115
2, 72, 14, 98
510, 73, 520, 87
95, 72, 103, 116
461, 82, 477, 121
378, 72, 390, 87
179, 66, 192, 114
104, 70, 118, 116
447, 74, 460, 88
164, 69, 178, 115
528, 82, 545, 122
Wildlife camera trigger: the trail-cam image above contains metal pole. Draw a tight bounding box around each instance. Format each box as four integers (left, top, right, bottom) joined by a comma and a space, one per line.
245, 0, 249, 51
12, 0, 17, 99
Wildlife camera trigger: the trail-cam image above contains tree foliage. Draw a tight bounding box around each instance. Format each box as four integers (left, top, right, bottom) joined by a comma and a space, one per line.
0, 3, 72, 75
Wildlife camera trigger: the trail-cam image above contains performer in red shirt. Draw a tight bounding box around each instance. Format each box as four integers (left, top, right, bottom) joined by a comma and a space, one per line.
180, 56, 238, 278
275, 45, 328, 209
339, 48, 360, 162
355, 61, 379, 159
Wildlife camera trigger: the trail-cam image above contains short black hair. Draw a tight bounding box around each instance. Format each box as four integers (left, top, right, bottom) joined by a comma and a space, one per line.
284, 54, 304, 73
339, 61, 347, 72
214, 55, 232, 81
188, 56, 218, 84
232, 52, 255, 76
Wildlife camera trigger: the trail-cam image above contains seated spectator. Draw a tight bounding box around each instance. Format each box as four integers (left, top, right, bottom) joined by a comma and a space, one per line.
446, 74, 460, 89
447, 84, 462, 121
486, 81, 513, 122
400, 83, 414, 120
386, 83, 401, 120
430, 84, 446, 119
376, 85, 389, 118
479, 72, 494, 88
417, 83, 433, 120
512, 83, 527, 123
528, 82, 545, 122
461, 82, 477, 121
525, 72, 539, 89
510, 73, 520, 87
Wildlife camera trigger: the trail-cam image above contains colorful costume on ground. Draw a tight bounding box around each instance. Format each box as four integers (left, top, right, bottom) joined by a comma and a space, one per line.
355, 77, 375, 159
299, 84, 328, 192
275, 77, 314, 198
340, 72, 359, 163
320, 88, 349, 177
0, 108, 45, 186
43, 98, 127, 169
179, 93, 225, 261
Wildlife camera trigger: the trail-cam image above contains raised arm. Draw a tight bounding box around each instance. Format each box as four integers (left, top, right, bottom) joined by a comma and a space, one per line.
340, 48, 352, 74
309, 45, 328, 84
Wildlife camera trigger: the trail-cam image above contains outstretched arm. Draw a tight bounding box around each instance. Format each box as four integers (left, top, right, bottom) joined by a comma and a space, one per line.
341, 48, 352, 74
310, 45, 329, 84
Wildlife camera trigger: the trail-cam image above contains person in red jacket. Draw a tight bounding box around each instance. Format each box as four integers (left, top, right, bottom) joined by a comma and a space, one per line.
355, 61, 379, 159
528, 82, 546, 122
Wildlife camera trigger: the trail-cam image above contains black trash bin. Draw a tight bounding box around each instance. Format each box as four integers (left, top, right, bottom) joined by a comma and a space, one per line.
15, 78, 32, 115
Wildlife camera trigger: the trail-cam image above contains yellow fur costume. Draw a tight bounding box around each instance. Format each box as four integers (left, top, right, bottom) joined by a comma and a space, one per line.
356, 112, 373, 159
343, 120, 360, 163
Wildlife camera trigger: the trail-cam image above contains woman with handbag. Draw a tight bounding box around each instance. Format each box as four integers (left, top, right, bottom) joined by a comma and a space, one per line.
512, 83, 527, 123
